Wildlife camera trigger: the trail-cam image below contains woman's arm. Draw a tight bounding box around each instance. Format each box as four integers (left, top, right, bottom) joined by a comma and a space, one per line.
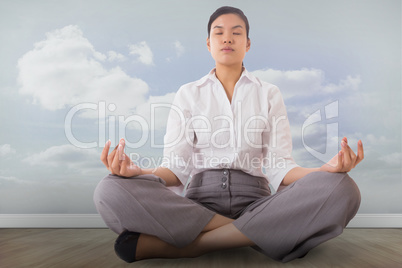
282, 137, 364, 186
282, 167, 321, 186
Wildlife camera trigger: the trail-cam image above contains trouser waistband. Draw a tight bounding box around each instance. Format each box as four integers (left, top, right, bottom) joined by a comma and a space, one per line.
189, 169, 269, 191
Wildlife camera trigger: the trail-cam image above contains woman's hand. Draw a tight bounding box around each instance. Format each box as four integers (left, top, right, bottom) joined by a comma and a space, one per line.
320, 137, 364, 173
100, 138, 142, 177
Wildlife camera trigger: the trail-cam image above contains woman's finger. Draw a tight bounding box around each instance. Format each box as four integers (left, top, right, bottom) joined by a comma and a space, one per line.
120, 153, 129, 176
111, 144, 123, 175
337, 151, 343, 171
354, 140, 365, 167
100, 140, 111, 169
107, 145, 118, 172
341, 140, 351, 170
348, 144, 357, 169
120, 153, 137, 177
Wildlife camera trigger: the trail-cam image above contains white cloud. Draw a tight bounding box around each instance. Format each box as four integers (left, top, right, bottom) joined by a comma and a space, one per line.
174, 40, 185, 57
251, 68, 361, 98
323, 75, 361, 93
365, 134, 388, 145
0, 175, 35, 186
253, 68, 369, 169
252, 68, 323, 98
0, 173, 99, 213
134, 92, 176, 131
0, 144, 16, 157
16, 25, 184, 131
378, 152, 401, 167
128, 41, 154, 65
22, 144, 103, 173
252, 67, 368, 166
107, 50, 127, 62
17, 25, 149, 117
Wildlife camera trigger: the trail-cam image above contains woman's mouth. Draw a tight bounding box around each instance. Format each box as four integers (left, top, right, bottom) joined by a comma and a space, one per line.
221, 46, 234, 52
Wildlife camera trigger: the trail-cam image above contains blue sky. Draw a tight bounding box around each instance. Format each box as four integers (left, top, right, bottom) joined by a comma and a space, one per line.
0, 0, 400, 214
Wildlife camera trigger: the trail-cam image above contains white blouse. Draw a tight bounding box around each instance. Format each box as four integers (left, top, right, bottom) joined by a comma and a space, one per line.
161, 68, 299, 194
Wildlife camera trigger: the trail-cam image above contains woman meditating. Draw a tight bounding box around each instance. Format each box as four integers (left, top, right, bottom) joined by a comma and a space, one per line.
94, 6, 363, 263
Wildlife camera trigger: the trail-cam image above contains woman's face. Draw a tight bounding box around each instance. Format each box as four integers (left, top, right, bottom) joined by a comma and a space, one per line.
207, 13, 250, 68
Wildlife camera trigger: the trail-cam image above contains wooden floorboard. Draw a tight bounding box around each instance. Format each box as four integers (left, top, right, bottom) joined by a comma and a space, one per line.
1, 229, 401, 267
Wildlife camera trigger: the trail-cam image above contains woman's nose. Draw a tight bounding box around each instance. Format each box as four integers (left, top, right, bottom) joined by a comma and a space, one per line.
223, 34, 232, 44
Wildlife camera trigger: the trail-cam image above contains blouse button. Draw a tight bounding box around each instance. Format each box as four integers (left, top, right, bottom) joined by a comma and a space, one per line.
223, 170, 228, 175
222, 177, 227, 182
221, 183, 227, 189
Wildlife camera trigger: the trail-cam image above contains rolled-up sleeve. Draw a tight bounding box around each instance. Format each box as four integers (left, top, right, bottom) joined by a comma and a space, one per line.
262, 86, 299, 191
160, 86, 195, 191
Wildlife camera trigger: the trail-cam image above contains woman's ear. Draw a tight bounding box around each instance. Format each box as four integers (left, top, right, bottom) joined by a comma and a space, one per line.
206, 37, 211, 52
246, 38, 251, 52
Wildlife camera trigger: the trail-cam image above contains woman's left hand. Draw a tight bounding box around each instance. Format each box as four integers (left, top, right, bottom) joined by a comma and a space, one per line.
320, 137, 364, 173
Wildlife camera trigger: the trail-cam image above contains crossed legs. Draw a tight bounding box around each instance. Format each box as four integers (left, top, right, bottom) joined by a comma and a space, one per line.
135, 214, 254, 260
94, 171, 361, 262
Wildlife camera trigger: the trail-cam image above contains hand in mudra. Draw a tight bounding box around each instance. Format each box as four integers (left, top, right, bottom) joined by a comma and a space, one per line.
100, 139, 142, 177
321, 137, 364, 173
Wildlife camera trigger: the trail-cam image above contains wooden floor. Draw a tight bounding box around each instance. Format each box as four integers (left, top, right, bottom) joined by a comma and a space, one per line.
1, 229, 401, 268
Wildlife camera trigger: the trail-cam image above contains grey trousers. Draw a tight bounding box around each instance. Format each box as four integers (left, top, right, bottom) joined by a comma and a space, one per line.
93, 170, 360, 262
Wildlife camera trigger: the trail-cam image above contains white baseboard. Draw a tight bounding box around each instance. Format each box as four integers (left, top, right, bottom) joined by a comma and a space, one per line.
0, 214, 107, 228
346, 214, 402, 228
0, 214, 401, 228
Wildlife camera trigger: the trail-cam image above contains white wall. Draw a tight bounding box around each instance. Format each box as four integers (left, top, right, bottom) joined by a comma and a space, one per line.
0, 0, 400, 227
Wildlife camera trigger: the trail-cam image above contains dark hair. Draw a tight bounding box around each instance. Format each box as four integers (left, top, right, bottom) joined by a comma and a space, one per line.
208, 6, 250, 39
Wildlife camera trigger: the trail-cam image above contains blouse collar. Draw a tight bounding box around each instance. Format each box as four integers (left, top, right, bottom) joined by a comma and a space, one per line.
194, 67, 261, 87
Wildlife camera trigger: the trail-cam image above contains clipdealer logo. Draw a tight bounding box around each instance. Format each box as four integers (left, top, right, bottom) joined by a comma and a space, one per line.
302, 100, 339, 163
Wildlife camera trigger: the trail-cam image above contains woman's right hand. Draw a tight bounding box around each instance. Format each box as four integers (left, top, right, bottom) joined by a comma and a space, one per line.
100, 138, 142, 177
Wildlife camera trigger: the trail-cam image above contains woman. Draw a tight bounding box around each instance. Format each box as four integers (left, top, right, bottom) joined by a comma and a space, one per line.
94, 6, 364, 263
